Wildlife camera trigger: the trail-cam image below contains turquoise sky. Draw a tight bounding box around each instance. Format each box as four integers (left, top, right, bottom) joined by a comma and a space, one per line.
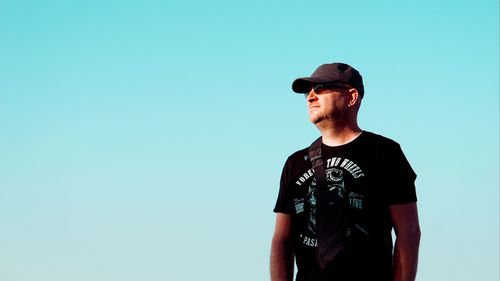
0, 0, 498, 280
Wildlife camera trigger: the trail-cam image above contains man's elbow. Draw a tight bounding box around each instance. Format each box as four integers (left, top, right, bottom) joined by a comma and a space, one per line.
410, 222, 421, 242
415, 225, 421, 242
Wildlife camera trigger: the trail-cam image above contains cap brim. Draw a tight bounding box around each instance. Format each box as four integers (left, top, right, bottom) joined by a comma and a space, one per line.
292, 77, 336, 93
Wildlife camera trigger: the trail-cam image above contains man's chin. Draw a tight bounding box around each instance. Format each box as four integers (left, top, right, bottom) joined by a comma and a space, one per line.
309, 115, 324, 124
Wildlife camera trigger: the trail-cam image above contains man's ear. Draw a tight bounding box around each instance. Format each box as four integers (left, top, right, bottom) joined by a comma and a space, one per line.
347, 88, 359, 107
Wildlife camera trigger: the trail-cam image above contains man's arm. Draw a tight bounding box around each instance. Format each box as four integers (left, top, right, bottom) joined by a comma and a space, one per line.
270, 213, 295, 281
390, 202, 421, 281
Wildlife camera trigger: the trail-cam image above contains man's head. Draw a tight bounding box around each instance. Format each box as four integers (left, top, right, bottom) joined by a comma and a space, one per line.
291, 63, 364, 126
292, 63, 364, 97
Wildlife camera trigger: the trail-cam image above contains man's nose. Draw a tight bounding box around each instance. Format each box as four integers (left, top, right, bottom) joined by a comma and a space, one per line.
306, 90, 318, 102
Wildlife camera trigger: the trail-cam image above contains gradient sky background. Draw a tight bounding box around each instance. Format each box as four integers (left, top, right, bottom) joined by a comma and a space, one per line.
0, 0, 498, 280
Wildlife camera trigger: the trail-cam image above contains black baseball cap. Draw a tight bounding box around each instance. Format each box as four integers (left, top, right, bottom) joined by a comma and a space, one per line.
292, 62, 364, 97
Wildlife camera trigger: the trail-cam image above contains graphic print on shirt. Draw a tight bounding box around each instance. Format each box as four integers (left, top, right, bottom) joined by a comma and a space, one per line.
295, 157, 366, 248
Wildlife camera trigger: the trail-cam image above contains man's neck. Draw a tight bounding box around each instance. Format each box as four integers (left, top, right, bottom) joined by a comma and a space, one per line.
317, 124, 363, 147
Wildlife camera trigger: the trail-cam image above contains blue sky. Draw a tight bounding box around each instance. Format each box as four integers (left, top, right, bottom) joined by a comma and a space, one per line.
0, 0, 498, 280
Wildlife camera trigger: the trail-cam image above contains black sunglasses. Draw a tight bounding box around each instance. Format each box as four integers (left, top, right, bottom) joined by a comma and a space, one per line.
303, 84, 353, 97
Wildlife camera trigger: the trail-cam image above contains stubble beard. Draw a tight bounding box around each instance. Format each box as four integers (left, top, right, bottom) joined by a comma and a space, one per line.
310, 111, 351, 134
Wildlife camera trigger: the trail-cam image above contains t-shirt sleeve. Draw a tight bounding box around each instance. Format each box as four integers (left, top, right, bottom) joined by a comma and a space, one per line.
384, 143, 417, 206
273, 157, 295, 214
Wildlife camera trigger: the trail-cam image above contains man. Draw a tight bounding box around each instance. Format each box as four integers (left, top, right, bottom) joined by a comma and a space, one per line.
270, 63, 421, 281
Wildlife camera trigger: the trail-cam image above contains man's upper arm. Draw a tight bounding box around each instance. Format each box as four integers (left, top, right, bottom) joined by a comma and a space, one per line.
272, 213, 294, 242
390, 202, 421, 236
390, 202, 421, 281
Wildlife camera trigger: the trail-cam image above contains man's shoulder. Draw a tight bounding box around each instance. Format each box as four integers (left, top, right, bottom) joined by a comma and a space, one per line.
286, 146, 310, 163
362, 131, 401, 148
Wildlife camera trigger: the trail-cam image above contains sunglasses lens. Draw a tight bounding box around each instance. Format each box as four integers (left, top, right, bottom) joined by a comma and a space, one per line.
313, 84, 325, 93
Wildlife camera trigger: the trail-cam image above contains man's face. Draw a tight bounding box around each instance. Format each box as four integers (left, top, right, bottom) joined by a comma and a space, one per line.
305, 84, 351, 124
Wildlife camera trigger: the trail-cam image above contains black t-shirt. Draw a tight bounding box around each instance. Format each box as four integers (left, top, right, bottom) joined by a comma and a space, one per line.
274, 131, 417, 281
